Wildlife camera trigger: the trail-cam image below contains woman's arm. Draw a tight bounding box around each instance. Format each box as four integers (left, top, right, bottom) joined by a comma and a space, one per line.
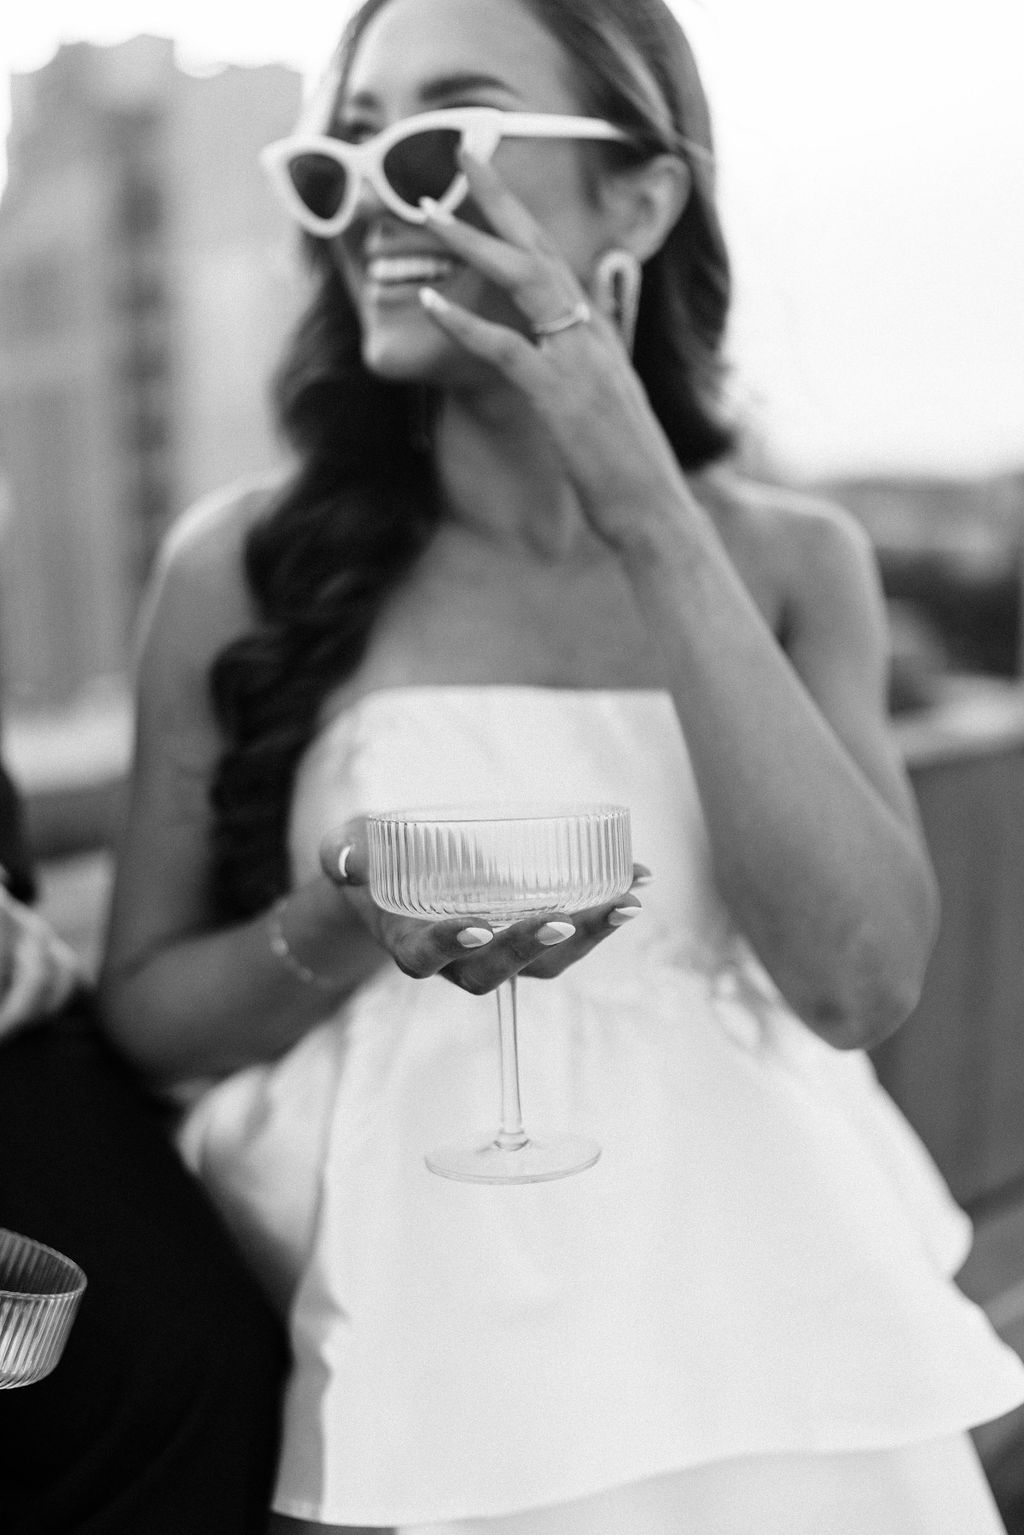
416, 161, 937, 1051
98, 497, 389, 1088
100, 495, 643, 1089
620, 478, 938, 1051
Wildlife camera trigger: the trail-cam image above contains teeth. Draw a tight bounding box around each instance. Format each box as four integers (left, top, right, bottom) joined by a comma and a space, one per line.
366, 255, 457, 285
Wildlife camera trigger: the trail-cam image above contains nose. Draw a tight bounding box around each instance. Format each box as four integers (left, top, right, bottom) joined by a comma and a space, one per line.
347, 166, 389, 226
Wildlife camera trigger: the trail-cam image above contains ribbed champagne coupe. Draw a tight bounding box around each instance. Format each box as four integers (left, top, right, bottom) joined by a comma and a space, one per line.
0, 1228, 87, 1388
368, 804, 632, 1183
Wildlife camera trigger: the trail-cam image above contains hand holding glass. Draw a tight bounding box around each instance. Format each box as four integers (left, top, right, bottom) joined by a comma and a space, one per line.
368, 804, 632, 1183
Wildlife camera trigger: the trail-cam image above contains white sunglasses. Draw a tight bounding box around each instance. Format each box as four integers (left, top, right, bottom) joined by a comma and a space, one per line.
260, 107, 630, 237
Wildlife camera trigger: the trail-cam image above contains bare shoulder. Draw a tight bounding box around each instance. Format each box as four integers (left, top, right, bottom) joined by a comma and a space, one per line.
692, 464, 878, 630
129, 473, 288, 762
141, 472, 284, 664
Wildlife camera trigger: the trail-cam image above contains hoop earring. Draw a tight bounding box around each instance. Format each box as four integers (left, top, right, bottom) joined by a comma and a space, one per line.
593, 249, 642, 353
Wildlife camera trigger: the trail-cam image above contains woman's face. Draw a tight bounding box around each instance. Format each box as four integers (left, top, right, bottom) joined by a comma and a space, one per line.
333, 0, 620, 384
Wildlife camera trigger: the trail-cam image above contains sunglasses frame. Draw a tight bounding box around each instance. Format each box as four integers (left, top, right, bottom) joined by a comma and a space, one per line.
260, 107, 630, 238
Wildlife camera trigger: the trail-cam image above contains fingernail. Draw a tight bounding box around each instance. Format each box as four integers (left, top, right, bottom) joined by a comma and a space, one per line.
419, 196, 454, 223
537, 921, 575, 946
633, 873, 653, 888
457, 927, 494, 949
419, 285, 451, 314
608, 906, 641, 927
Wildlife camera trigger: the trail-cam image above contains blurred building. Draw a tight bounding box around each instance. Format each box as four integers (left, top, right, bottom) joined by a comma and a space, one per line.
826, 471, 1024, 686
0, 36, 304, 712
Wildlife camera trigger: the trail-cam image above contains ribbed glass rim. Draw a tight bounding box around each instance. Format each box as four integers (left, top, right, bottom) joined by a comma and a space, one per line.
0, 1229, 87, 1301
366, 802, 629, 825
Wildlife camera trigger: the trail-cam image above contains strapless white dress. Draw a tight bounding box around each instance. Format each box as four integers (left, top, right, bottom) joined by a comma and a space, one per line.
178, 686, 1024, 1530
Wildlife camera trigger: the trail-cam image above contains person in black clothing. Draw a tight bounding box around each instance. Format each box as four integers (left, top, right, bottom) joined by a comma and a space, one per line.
0, 751, 287, 1534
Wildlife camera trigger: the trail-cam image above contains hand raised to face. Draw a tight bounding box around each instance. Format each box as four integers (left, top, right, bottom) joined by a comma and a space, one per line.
415, 150, 693, 553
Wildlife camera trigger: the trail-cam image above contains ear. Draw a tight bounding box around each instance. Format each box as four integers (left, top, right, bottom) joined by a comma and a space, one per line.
599, 154, 692, 263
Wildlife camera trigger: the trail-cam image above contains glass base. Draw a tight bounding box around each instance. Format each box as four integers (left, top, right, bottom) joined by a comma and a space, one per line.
425, 1132, 601, 1184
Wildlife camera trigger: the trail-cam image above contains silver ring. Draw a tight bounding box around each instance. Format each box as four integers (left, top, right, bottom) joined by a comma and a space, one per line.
337, 844, 355, 882
532, 300, 592, 339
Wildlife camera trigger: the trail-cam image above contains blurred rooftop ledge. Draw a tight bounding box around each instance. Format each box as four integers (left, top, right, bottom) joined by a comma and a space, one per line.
0, 684, 133, 858
2, 671, 1024, 856
878, 671, 1024, 1499
893, 674, 1024, 769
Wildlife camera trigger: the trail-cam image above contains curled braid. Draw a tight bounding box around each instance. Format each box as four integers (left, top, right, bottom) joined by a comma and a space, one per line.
207, 268, 438, 920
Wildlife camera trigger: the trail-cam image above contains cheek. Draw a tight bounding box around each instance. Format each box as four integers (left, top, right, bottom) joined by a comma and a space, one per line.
489, 145, 605, 275
332, 240, 361, 304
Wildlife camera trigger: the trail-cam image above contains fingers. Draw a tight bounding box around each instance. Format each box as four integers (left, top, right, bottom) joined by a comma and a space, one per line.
385, 914, 495, 979
0, 904, 84, 1039
420, 152, 601, 347
371, 891, 649, 992
419, 287, 547, 385
436, 915, 574, 995
457, 146, 553, 249
501, 865, 652, 983
518, 893, 643, 980
385, 911, 567, 988
421, 188, 577, 330
379, 856, 653, 988
420, 196, 542, 296
441, 883, 648, 993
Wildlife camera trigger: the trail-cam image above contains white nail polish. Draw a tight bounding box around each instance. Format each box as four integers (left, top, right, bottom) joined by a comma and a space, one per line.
419, 195, 453, 223
608, 906, 641, 927
457, 927, 494, 949
419, 285, 449, 314
537, 921, 575, 946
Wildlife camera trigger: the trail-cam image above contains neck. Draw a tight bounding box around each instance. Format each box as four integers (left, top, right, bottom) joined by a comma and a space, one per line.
431, 381, 597, 562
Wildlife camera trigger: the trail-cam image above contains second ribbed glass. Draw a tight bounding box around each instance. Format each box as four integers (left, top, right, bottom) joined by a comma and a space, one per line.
367, 804, 632, 1183
0, 1228, 87, 1389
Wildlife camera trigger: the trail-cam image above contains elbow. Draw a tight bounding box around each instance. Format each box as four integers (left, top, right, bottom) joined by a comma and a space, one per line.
798, 969, 923, 1052
794, 870, 940, 1054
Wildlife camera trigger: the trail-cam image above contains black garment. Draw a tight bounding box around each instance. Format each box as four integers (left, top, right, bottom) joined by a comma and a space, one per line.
0, 752, 36, 904
0, 752, 287, 1533
0, 1011, 288, 1534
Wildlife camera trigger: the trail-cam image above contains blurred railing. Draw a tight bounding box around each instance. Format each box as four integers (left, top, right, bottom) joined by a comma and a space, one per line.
881, 679, 1024, 1210
879, 677, 1024, 1488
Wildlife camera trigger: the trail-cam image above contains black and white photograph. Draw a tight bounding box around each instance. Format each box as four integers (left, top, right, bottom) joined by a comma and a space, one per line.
1, 3, 1023, 1530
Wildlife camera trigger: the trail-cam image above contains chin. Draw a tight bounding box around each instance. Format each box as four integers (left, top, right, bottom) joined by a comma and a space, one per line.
361, 327, 490, 388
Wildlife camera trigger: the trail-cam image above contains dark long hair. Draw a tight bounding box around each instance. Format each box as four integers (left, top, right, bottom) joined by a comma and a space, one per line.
208, 0, 736, 920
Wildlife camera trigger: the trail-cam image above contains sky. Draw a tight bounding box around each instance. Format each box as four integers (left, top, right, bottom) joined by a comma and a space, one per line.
1, 0, 1023, 482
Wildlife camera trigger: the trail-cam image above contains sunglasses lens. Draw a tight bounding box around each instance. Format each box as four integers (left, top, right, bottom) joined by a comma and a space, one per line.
286, 153, 349, 222
382, 128, 463, 210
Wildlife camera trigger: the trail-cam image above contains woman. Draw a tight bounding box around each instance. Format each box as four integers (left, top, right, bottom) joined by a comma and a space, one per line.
99, 0, 1024, 1530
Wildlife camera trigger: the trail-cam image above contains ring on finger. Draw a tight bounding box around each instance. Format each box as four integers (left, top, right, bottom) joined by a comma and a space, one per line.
531, 299, 591, 339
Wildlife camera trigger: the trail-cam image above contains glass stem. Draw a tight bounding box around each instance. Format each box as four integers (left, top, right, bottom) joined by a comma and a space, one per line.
494, 976, 528, 1151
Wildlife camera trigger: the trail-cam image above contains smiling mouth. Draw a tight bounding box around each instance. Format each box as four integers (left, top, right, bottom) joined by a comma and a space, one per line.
365, 254, 461, 288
